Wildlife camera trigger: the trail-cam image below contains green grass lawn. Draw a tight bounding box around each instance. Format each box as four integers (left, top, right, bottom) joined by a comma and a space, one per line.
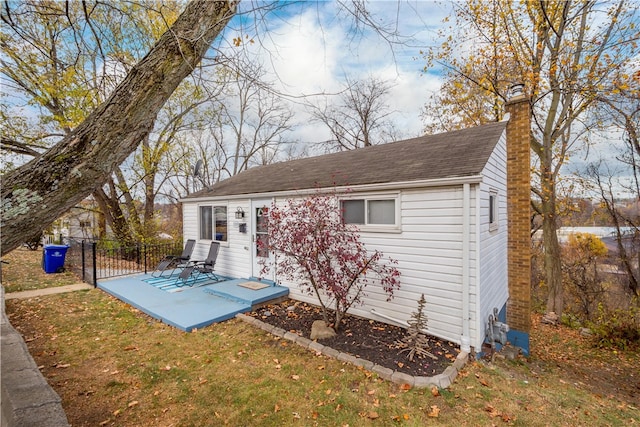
2, 247, 80, 293
3, 248, 639, 426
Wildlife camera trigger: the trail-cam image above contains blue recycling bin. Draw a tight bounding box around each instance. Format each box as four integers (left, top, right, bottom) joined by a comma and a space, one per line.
42, 244, 69, 274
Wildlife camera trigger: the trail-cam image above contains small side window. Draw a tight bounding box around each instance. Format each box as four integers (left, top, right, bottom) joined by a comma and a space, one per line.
489, 191, 498, 232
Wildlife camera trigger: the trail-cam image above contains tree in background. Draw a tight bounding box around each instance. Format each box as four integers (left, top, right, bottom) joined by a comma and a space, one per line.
215, 61, 295, 176
586, 69, 640, 298
0, 1, 232, 245
309, 76, 401, 152
421, 0, 639, 316
161, 60, 298, 199
1, 0, 237, 255
259, 191, 401, 331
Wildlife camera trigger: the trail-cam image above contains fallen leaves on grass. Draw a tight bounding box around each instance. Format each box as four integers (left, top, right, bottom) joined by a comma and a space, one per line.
427, 405, 440, 417
485, 404, 514, 422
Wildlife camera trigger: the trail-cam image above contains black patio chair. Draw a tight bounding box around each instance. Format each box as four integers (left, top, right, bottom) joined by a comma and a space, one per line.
175, 241, 221, 287
152, 239, 196, 277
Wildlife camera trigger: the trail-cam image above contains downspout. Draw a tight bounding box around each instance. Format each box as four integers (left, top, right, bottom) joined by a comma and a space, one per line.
461, 183, 471, 352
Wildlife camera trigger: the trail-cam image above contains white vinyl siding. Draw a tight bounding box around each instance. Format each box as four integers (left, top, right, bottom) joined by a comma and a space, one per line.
184, 200, 252, 280
476, 129, 509, 351
181, 129, 509, 352
284, 187, 476, 346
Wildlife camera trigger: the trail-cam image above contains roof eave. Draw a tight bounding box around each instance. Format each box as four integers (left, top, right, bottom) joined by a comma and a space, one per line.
180, 174, 484, 203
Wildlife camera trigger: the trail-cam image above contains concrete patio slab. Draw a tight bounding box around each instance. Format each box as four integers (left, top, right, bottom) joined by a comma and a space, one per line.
98, 274, 288, 332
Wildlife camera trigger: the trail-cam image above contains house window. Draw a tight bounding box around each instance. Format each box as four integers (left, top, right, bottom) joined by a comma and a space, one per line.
199, 205, 228, 241
199, 206, 212, 240
214, 206, 228, 241
341, 200, 365, 224
489, 191, 498, 231
341, 195, 398, 229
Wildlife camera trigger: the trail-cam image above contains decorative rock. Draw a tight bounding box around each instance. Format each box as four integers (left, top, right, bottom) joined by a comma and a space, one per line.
310, 320, 336, 340
580, 327, 592, 337
541, 312, 559, 325
262, 310, 272, 317
287, 305, 296, 312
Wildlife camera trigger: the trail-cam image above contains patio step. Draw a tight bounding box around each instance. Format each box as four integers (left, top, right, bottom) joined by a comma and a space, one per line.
202, 281, 288, 307
203, 287, 252, 305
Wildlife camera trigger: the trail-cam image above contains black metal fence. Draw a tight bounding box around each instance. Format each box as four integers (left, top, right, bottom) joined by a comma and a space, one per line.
58, 238, 184, 286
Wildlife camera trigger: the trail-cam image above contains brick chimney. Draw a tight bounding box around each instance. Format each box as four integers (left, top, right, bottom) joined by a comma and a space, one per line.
505, 84, 531, 355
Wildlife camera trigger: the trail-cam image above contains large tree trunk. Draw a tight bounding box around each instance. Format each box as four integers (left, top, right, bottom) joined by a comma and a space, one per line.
1, 0, 236, 255
94, 186, 134, 246
541, 166, 563, 315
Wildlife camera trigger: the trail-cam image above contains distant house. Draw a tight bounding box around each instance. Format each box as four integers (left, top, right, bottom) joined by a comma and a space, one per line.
181, 91, 532, 355
50, 200, 99, 241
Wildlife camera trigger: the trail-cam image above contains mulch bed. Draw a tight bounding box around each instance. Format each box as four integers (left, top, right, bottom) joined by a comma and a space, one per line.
248, 300, 460, 377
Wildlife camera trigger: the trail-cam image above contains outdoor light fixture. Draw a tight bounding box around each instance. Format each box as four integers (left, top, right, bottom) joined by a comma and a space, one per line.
235, 207, 245, 219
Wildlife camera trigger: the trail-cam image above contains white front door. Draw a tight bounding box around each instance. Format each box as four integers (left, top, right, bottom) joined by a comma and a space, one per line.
251, 199, 274, 281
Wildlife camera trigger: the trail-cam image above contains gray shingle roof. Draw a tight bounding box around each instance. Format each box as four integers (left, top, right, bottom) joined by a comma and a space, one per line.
186, 121, 507, 199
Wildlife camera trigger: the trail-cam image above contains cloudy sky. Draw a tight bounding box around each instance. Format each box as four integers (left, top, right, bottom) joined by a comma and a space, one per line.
221, 0, 637, 198
228, 1, 452, 145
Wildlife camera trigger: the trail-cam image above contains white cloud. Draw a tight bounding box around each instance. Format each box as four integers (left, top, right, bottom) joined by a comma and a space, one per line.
235, 1, 448, 147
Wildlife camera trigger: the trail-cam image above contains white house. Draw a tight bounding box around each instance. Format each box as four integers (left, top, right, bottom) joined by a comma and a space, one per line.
181, 91, 532, 355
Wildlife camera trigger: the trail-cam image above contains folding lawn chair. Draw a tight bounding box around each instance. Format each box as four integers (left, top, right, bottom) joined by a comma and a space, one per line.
152, 239, 195, 277
175, 241, 221, 287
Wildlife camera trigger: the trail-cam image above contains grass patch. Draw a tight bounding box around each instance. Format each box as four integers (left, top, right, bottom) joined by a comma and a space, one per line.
3, 249, 639, 426
5, 289, 639, 427
2, 247, 80, 292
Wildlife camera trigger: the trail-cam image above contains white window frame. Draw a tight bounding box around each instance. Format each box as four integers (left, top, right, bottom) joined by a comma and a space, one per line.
198, 203, 229, 243
340, 193, 401, 233
489, 189, 499, 232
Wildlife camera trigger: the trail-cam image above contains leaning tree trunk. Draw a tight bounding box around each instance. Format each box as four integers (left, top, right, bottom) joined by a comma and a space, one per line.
0, 0, 236, 256
541, 173, 564, 316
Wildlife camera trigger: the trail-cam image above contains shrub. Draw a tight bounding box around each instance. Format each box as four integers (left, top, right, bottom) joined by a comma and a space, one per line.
587, 303, 640, 351
561, 233, 608, 321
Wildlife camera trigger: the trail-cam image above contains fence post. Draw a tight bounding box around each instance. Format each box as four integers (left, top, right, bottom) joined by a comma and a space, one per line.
144, 244, 148, 274
81, 240, 86, 283
92, 242, 97, 288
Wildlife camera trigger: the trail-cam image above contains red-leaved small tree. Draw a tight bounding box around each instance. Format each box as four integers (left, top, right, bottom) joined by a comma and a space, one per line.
259, 191, 401, 331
